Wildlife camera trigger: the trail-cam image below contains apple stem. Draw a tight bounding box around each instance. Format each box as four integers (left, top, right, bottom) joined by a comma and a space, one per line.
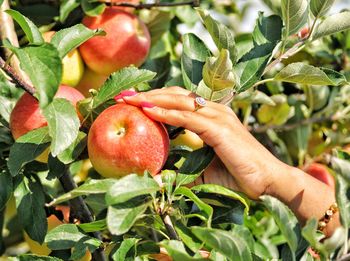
105, 0, 200, 9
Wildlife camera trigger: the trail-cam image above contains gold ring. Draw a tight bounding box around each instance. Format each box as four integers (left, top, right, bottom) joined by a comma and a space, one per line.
194, 96, 207, 111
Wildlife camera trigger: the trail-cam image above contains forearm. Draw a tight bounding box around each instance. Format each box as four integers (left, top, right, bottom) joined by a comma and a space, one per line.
265, 163, 340, 236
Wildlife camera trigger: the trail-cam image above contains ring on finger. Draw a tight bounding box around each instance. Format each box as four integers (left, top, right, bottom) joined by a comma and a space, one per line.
194, 96, 207, 112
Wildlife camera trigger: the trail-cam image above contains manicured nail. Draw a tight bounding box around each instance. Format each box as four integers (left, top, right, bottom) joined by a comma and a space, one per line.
140, 101, 155, 108
114, 90, 138, 101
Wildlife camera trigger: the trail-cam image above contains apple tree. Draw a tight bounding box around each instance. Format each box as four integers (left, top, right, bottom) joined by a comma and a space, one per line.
0, 0, 350, 260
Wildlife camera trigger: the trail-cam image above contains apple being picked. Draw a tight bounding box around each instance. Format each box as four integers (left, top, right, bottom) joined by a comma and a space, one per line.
79, 7, 151, 76
303, 163, 335, 189
88, 103, 169, 178
10, 85, 85, 162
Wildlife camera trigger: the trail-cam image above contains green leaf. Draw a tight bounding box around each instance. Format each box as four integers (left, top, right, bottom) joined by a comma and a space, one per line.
331, 154, 350, 183
310, 0, 335, 17
260, 195, 300, 260
105, 174, 160, 205
281, 0, 308, 36
81, 0, 106, 16
8, 127, 50, 176
93, 67, 156, 108
112, 238, 140, 261
51, 24, 105, 58
9, 255, 63, 261
176, 146, 215, 187
234, 43, 275, 92
161, 170, 176, 196
47, 155, 66, 180
59, 0, 80, 23
197, 9, 237, 64
0, 170, 12, 210
274, 63, 347, 86
335, 175, 350, 228
160, 240, 207, 261
141, 53, 171, 89
57, 132, 87, 164
301, 219, 328, 257
49, 179, 117, 206
107, 199, 149, 235
174, 187, 213, 226
174, 222, 203, 252
181, 33, 211, 91
15, 177, 47, 244
78, 219, 107, 233
45, 224, 86, 250
143, 10, 173, 45
70, 237, 101, 260
191, 184, 249, 213
191, 227, 252, 261
43, 98, 80, 157
6, 43, 62, 108
252, 13, 283, 45
5, 9, 44, 45
313, 11, 350, 40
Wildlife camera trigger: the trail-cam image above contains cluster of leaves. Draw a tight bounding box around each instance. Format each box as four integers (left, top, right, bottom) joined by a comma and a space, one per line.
0, 0, 350, 260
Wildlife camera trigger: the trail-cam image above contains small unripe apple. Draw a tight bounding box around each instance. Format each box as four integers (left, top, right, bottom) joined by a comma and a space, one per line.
79, 8, 151, 76
76, 67, 108, 97
88, 103, 169, 178
10, 85, 85, 162
303, 163, 335, 188
43, 31, 85, 87
171, 130, 204, 150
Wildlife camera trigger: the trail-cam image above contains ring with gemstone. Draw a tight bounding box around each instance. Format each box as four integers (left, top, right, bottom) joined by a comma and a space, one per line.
194, 96, 207, 111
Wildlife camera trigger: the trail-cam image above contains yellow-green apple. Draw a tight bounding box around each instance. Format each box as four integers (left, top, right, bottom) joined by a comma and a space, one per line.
100, 0, 140, 13
43, 31, 85, 87
88, 103, 169, 178
79, 8, 151, 76
10, 85, 85, 162
76, 67, 108, 97
171, 129, 204, 150
303, 163, 335, 189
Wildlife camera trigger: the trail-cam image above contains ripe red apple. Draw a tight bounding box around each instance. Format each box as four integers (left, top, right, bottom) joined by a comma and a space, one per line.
87, 103, 169, 178
304, 163, 335, 189
79, 8, 151, 76
10, 85, 85, 162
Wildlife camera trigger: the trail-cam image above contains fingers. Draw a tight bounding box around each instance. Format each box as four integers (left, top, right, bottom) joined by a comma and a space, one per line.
142, 106, 215, 138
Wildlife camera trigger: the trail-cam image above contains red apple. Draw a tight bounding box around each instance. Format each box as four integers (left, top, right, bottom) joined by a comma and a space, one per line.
304, 163, 335, 189
79, 8, 151, 76
10, 85, 85, 139
87, 103, 169, 178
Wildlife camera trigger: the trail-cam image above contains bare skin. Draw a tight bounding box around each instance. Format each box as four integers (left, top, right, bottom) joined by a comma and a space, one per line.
121, 86, 340, 236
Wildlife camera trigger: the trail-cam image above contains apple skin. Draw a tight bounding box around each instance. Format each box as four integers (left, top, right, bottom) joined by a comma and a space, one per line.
75, 67, 108, 97
88, 103, 169, 178
43, 31, 85, 87
79, 8, 151, 76
9, 85, 85, 162
304, 163, 335, 189
171, 130, 204, 150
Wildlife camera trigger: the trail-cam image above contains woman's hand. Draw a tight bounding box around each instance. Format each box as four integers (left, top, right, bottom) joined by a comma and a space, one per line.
120, 86, 288, 200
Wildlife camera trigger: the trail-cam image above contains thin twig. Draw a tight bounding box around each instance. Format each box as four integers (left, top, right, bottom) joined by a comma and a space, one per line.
59, 171, 106, 261
161, 214, 179, 240
0, 0, 31, 83
0, 56, 36, 95
106, 0, 200, 9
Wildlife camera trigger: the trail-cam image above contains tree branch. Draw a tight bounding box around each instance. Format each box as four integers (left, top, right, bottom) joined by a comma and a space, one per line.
106, 0, 200, 9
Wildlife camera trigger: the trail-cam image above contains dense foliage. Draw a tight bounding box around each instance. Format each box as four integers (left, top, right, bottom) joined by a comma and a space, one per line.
0, 0, 350, 260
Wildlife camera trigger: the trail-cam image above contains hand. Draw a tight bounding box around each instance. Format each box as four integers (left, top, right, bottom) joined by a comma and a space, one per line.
121, 86, 288, 200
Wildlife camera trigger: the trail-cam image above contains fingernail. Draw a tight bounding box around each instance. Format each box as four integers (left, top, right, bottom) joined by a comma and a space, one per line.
114, 90, 138, 101
141, 101, 155, 108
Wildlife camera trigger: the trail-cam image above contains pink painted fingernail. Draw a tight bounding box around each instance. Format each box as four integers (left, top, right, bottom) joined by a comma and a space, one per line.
141, 101, 155, 108
114, 90, 138, 101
